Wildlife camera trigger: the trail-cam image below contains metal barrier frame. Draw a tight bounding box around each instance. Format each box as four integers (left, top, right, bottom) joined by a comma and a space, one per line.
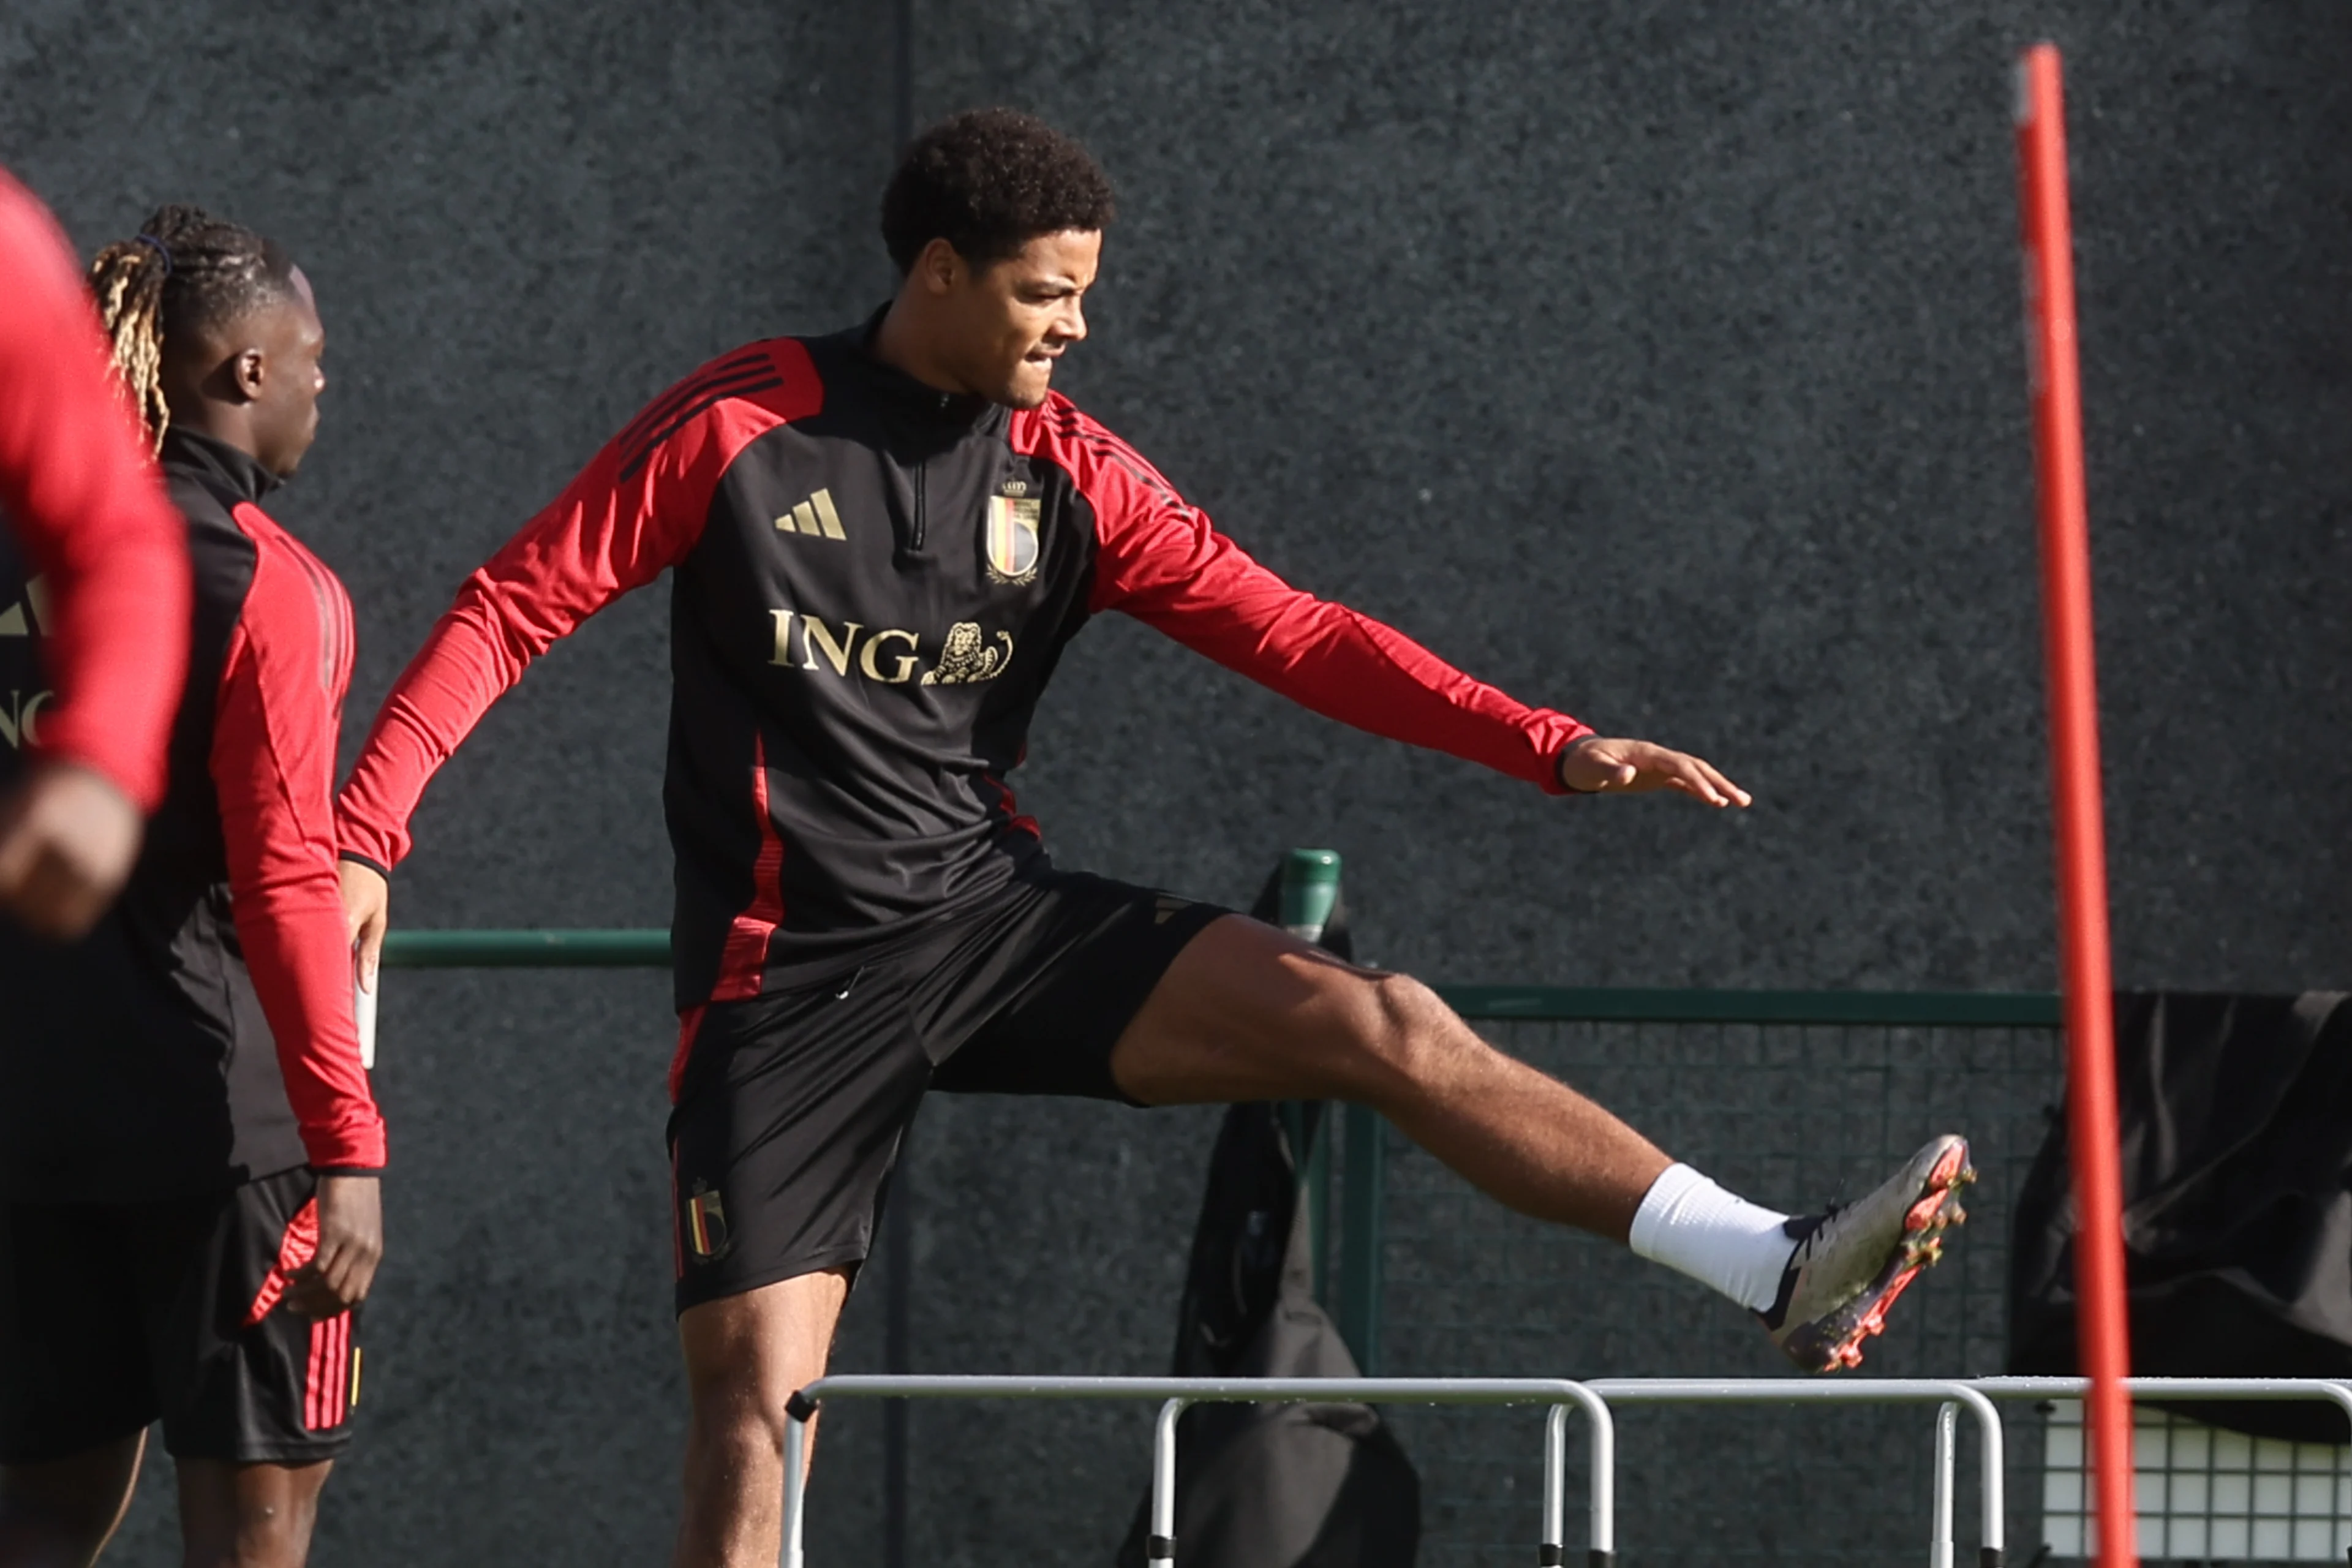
777, 1374, 2352, 1566
1975, 1378, 2352, 1567
391, 935, 2352, 1561
778, 1376, 1616, 1568
1588, 1379, 2007, 1568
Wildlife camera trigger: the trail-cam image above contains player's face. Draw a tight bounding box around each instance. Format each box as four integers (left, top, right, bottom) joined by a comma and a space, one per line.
953, 229, 1098, 409
249, 267, 328, 477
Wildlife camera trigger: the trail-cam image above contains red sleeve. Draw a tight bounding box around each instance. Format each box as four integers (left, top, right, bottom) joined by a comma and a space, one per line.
0, 168, 189, 809
213, 510, 385, 1171
1035, 404, 1593, 793
335, 341, 820, 870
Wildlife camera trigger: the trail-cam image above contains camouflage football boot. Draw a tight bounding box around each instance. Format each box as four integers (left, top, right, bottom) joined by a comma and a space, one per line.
1759, 1134, 1973, 1372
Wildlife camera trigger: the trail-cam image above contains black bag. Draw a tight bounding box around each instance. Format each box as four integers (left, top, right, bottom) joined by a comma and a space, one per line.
1114, 873, 1420, 1568
2008, 991, 2352, 1441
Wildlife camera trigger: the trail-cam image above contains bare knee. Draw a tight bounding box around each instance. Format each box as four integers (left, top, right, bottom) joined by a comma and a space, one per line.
687, 1374, 804, 1466
1338, 972, 1483, 1101
677, 1270, 848, 1480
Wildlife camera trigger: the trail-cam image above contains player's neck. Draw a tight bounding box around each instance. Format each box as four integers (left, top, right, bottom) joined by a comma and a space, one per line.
871, 295, 979, 400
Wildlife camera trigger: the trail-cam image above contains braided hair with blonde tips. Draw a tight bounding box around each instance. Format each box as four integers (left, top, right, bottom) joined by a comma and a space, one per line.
86, 205, 298, 452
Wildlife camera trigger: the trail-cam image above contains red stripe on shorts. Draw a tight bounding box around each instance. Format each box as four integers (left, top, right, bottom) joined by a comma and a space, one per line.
306, 1313, 351, 1430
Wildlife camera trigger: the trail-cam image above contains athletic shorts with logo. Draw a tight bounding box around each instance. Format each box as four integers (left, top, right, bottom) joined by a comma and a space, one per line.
0, 1167, 361, 1464
668, 867, 1229, 1313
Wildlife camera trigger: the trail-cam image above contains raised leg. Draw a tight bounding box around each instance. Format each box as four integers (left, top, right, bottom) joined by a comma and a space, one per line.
1110, 915, 1672, 1240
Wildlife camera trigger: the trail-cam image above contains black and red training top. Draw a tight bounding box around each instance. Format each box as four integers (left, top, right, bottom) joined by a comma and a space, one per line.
337, 315, 1592, 1041
0, 429, 385, 1199
0, 166, 189, 810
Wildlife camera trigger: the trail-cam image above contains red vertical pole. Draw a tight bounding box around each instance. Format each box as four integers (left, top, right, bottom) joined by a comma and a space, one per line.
2015, 43, 2138, 1568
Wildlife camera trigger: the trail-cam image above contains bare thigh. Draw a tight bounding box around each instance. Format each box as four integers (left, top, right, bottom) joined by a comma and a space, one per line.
1107, 914, 1670, 1239
1107, 913, 1528, 1108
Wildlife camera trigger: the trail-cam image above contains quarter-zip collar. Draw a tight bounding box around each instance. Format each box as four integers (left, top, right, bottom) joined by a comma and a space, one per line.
841, 305, 1008, 441
159, 426, 282, 507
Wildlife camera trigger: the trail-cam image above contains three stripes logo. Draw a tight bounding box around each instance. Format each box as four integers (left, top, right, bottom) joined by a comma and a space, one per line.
615, 347, 787, 481
239, 1197, 360, 1431
775, 488, 848, 541
0, 575, 46, 638
304, 1312, 356, 1432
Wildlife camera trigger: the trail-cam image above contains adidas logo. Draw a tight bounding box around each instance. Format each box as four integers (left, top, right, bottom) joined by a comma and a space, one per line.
0, 575, 48, 637
774, 489, 846, 541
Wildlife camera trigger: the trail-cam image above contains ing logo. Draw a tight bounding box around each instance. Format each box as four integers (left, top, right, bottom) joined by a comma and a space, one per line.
766, 611, 1013, 687
0, 690, 50, 751
0, 575, 50, 750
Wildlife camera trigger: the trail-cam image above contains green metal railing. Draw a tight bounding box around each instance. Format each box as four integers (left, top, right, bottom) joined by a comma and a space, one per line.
383, 926, 2059, 1024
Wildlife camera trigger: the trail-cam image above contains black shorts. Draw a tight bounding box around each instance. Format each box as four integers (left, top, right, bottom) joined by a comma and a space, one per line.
0, 1167, 361, 1466
666, 869, 1229, 1313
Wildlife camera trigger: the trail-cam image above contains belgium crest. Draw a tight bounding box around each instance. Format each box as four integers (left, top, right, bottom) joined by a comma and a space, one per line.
684, 1181, 732, 1263
984, 493, 1041, 586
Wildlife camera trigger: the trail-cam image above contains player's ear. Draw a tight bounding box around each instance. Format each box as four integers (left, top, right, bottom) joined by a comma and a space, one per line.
225, 345, 268, 404
915, 236, 963, 297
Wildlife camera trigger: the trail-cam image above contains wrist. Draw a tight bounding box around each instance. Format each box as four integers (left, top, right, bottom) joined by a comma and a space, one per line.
337, 850, 391, 880
1556, 736, 1602, 794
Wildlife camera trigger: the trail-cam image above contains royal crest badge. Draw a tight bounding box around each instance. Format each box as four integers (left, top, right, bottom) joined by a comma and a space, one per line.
684, 1182, 733, 1262
984, 494, 1041, 586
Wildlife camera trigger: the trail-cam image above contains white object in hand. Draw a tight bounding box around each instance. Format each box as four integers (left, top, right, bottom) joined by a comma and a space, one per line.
354, 956, 377, 1071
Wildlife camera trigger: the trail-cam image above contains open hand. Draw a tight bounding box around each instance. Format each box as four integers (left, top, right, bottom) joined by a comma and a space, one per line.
284, 1174, 383, 1319
1558, 736, 1752, 808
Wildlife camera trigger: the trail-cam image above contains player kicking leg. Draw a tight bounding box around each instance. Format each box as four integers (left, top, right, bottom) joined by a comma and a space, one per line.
0, 207, 383, 1568
328, 111, 1964, 1567
661, 878, 1967, 1566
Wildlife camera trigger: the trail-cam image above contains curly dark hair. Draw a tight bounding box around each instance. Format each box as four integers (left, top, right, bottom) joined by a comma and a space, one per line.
881, 108, 1116, 274
85, 204, 296, 451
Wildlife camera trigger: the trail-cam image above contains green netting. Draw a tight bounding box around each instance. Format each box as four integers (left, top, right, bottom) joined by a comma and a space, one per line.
1363, 1016, 2064, 1566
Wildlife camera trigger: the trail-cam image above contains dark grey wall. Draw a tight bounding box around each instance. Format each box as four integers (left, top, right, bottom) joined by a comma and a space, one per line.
5, 1, 2345, 1563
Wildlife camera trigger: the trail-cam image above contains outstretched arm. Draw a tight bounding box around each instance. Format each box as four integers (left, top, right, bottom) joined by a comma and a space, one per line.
1076, 424, 1748, 806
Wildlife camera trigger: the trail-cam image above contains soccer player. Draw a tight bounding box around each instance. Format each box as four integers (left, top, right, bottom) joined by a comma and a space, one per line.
334, 112, 1970, 1565
0, 168, 189, 941
0, 207, 386, 1568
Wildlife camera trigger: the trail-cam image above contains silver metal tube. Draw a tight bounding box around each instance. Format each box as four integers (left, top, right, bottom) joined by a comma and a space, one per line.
1587, 1378, 2004, 1561
797, 1373, 1604, 1404
782, 1413, 809, 1568
1583, 1396, 1615, 1562
1543, 1403, 1566, 1558
1930, 1402, 1956, 1568
786, 1374, 1614, 1565
1970, 1374, 2352, 1429
1150, 1398, 1186, 1564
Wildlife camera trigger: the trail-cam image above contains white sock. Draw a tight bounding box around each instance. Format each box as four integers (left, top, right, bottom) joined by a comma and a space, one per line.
1627, 1163, 1796, 1313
